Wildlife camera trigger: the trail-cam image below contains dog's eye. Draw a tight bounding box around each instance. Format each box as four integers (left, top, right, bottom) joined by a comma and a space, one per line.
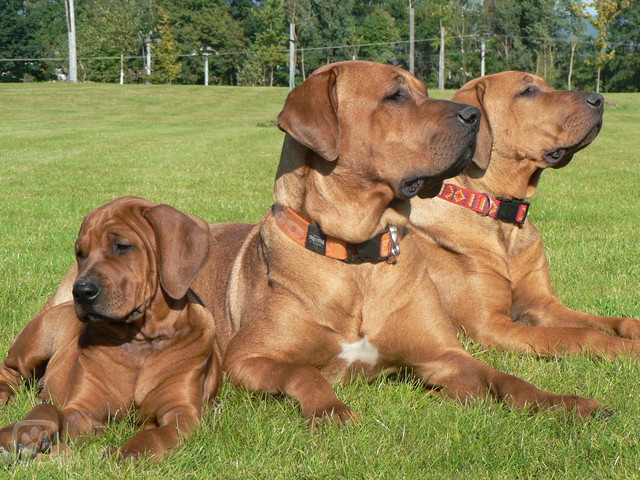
75, 249, 85, 260
518, 86, 539, 97
112, 242, 134, 255
384, 88, 407, 103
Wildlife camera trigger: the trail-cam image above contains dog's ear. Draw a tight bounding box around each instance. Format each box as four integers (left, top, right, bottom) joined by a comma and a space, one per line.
144, 205, 211, 300
452, 79, 493, 172
277, 68, 340, 162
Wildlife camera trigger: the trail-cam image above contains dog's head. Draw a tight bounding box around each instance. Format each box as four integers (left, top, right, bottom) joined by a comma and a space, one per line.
276, 60, 480, 242
453, 71, 604, 177
72, 196, 211, 324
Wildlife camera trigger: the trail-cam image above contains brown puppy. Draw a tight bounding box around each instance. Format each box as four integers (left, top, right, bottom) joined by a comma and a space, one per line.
410, 71, 640, 357
0, 196, 220, 460
196, 61, 601, 423
23, 62, 603, 424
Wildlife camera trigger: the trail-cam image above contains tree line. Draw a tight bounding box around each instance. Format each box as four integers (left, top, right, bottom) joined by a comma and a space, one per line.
1, 0, 638, 92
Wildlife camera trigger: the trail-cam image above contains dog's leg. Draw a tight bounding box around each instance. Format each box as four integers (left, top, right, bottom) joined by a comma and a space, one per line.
40, 264, 77, 314
372, 295, 603, 418
118, 410, 200, 460
511, 235, 640, 339
427, 237, 640, 357
224, 355, 355, 426
416, 350, 602, 418
0, 308, 64, 403
469, 316, 639, 357
443, 283, 639, 356
0, 403, 63, 458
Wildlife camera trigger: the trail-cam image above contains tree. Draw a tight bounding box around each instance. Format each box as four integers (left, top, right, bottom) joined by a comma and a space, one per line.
356, 6, 400, 64
604, 0, 639, 92
77, 0, 151, 83
152, 6, 181, 83
305, 0, 357, 66
159, 0, 246, 84
573, 0, 631, 92
558, 0, 589, 89
250, 0, 288, 86
0, 0, 40, 81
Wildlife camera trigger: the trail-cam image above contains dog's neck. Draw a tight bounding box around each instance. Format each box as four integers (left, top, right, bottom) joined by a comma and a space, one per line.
136, 294, 192, 340
82, 294, 192, 345
454, 151, 545, 200
273, 135, 409, 244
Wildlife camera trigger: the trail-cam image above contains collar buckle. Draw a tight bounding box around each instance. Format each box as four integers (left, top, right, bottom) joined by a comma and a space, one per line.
495, 197, 530, 224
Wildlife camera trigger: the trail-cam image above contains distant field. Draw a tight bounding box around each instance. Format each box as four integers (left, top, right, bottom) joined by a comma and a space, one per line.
0, 83, 639, 479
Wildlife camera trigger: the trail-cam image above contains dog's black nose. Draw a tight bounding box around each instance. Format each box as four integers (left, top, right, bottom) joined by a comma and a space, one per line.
73, 278, 101, 304
457, 105, 480, 127
585, 92, 604, 110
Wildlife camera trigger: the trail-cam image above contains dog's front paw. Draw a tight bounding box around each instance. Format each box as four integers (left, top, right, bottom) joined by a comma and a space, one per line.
304, 400, 359, 428
0, 383, 14, 404
613, 317, 640, 340
561, 395, 606, 419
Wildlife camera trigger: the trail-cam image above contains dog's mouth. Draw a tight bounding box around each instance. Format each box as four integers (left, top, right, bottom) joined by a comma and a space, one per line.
543, 124, 601, 168
405, 142, 476, 200
543, 147, 567, 166
400, 178, 425, 199
78, 306, 143, 324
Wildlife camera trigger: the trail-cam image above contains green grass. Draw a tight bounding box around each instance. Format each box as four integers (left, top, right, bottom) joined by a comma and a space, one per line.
0, 83, 639, 479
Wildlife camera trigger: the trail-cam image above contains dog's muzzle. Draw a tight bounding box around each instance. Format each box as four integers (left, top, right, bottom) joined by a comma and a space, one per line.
72, 277, 101, 306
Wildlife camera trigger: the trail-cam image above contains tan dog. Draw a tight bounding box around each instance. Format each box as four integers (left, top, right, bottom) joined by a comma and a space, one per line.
410, 71, 640, 357
22, 62, 603, 424
0, 196, 220, 460
196, 61, 602, 422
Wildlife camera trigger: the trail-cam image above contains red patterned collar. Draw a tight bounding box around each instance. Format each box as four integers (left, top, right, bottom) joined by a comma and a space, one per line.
437, 184, 530, 225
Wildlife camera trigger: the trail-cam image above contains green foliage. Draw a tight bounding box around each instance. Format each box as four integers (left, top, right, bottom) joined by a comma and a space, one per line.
160, 0, 245, 85
573, 0, 631, 91
356, 6, 400, 64
604, 0, 640, 92
151, 6, 182, 84
253, 0, 288, 86
0, 0, 637, 89
0, 0, 48, 81
76, 0, 153, 83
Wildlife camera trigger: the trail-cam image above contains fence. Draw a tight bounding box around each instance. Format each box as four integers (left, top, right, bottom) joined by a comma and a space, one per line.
1, 33, 637, 91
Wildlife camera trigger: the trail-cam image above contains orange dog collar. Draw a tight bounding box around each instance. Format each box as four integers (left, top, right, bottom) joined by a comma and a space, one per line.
437, 184, 530, 225
272, 204, 402, 263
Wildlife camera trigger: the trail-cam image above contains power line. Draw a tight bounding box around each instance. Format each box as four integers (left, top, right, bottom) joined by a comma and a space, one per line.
0, 33, 635, 64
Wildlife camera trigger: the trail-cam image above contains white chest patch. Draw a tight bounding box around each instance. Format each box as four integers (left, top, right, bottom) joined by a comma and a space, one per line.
338, 335, 379, 366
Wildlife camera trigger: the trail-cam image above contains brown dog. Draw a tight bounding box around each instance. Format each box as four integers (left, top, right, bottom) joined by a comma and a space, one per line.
196, 61, 602, 422
0, 196, 220, 460
21, 62, 603, 424
410, 71, 640, 357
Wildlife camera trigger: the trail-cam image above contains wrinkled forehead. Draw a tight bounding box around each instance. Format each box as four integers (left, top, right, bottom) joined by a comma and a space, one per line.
506, 71, 550, 90
522, 73, 548, 86
77, 200, 153, 243
314, 61, 427, 97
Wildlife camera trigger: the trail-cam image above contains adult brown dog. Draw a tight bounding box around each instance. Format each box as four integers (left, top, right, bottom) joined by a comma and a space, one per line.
197, 61, 602, 422
0, 196, 220, 460
21, 62, 603, 424
410, 71, 640, 357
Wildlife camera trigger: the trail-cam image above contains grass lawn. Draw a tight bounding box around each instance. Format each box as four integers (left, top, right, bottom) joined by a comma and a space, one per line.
0, 82, 639, 479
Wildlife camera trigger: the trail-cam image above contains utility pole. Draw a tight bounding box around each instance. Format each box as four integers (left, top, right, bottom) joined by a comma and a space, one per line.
204, 54, 209, 86
144, 32, 152, 80
568, 42, 576, 90
480, 35, 485, 77
409, 1, 415, 74
438, 21, 445, 90
64, 0, 77, 82
289, 23, 296, 90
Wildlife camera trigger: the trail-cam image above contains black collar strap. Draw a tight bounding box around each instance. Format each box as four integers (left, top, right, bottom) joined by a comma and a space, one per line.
272, 204, 402, 263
